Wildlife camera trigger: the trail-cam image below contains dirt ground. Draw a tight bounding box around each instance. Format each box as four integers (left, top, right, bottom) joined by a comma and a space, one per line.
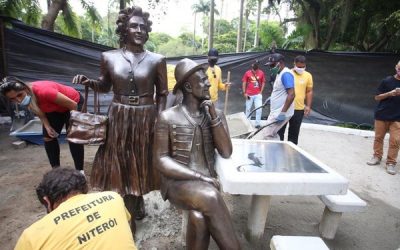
0, 121, 399, 250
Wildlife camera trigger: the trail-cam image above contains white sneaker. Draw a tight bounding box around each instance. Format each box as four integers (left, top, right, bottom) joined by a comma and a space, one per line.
386, 164, 397, 175
79, 170, 86, 177
366, 156, 381, 166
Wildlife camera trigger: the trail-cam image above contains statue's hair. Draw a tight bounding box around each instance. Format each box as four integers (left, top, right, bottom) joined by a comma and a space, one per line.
115, 6, 152, 44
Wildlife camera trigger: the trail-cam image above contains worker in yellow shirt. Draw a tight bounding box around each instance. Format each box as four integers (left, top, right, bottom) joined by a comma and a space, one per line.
15, 168, 137, 250
278, 55, 313, 144
206, 48, 230, 104
166, 64, 183, 108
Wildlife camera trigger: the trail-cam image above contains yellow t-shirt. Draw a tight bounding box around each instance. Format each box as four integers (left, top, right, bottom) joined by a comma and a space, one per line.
15, 191, 137, 250
206, 65, 226, 102
292, 70, 313, 110
167, 64, 177, 92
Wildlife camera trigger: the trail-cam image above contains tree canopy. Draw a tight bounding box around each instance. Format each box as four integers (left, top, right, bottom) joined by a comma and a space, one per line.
1, 0, 399, 54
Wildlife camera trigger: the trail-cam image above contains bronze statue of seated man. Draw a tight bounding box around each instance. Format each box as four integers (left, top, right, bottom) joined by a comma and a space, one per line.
154, 58, 240, 249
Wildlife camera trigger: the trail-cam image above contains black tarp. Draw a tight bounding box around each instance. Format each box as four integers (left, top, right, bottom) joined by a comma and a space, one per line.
1, 17, 399, 127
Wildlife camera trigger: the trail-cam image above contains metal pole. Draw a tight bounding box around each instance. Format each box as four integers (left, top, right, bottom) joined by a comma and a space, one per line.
0, 18, 8, 79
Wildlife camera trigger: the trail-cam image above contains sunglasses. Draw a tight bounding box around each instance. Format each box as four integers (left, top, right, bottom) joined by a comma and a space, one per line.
0, 76, 25, 89
269, 63, 277, 68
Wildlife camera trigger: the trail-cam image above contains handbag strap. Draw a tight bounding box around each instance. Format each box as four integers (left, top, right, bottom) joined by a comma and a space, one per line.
94, 89, 100, 114
81, 86, 89, 113
81, 85, 100, 114
251, 70, 261, 86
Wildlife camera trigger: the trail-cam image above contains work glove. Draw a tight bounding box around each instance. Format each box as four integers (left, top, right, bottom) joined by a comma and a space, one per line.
276, 112, 287, 122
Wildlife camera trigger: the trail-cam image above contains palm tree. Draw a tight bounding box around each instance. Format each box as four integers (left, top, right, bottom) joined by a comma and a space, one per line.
253, 0, 263, 47
0, 0, 42, 26
243, 0, 257, 51
42, 0, 100, 35
208, 0, 215, 50
192, 0, 211, 52
236, 0, 245, 52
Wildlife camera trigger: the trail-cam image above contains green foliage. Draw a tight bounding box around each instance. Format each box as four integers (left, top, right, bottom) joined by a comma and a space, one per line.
215, 31, 237, 46
0, 0, 42, 26
192, 0, 211, 15
178, 32, 195, 47
157, 39, 194, 57
144, 40, 156, 52
79, 0, 101, 26
97, 26, 119, 48
149, 32, 173, 48
215, 19, 234, 35
213, 43, 236, 53
258, 21, 285, 48
56, 2, 81, 38
286, 0, 400, 52
282, 24, 311, 50
80, 13, 102, 43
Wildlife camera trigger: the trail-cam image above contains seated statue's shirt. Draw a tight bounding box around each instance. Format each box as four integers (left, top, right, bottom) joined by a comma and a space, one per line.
189, 122, 209, 176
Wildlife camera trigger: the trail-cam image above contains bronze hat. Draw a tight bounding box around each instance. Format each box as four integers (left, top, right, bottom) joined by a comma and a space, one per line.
173, 58, 206, 94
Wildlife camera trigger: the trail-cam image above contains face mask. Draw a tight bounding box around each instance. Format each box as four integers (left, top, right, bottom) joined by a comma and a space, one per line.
270, 63, 280, 75
20, 94, 31, 107
208, 58, 218, 67
294, 67, 305, 75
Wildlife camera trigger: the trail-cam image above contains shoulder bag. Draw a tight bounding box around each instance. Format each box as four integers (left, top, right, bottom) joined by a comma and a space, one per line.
67, 86, 108, 145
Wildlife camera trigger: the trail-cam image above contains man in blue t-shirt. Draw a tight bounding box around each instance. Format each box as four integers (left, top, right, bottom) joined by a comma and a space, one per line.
367, 60, 400, 175
263, 53, 295, 140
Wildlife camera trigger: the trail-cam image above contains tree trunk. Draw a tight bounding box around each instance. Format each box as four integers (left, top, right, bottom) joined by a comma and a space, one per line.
369, 28, 390, 52
322, 12, 338, 50
297, 0, 320, 49
120, 0, 126, 10
243, 10, 249, 52
355, 12, 369, 51
193, 13, 197, 54
208, 0, 215, 50
41, 0, 66, 31
340, 0, 354, 35
253, 0, 262, 47
236, 0, 245, 52
217, 0, 224, 37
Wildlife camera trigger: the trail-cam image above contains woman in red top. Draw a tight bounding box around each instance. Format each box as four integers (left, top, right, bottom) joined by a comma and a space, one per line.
0, 77, 84, 174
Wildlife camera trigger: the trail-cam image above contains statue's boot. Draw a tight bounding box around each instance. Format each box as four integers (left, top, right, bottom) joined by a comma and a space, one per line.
134, 195, 146, 220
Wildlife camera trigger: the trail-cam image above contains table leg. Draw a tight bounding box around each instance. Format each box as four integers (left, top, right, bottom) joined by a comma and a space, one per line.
245, 195, 271, 243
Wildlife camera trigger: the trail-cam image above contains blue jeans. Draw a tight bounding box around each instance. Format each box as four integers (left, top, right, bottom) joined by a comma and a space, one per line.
245, 94, 262, 126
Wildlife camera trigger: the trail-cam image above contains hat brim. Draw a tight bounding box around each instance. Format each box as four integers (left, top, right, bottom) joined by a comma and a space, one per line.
173, 63, 207, 94
264, 61, 276, 66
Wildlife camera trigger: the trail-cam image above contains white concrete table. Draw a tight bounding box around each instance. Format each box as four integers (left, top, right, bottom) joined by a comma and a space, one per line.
216, 139, 349, 243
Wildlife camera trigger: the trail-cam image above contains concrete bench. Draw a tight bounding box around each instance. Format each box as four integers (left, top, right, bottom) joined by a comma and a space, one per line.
318, 190, 367, 239
270, 235, 329, 250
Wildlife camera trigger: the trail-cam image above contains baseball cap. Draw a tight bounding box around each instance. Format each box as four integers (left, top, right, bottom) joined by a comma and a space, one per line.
208, 48, 219, 59
265, 53, 285, 66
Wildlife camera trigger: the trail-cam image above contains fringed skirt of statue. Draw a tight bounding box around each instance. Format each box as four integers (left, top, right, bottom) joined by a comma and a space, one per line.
90, 101, 160, 196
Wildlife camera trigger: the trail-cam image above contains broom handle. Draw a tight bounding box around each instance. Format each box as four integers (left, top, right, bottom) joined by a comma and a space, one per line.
224, 71, 231, 114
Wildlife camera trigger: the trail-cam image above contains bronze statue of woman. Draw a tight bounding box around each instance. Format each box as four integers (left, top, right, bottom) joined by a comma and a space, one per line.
73, 6, 168, 233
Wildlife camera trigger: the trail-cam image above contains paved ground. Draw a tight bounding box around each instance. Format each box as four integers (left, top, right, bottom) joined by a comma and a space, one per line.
0, 121, 399, 249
